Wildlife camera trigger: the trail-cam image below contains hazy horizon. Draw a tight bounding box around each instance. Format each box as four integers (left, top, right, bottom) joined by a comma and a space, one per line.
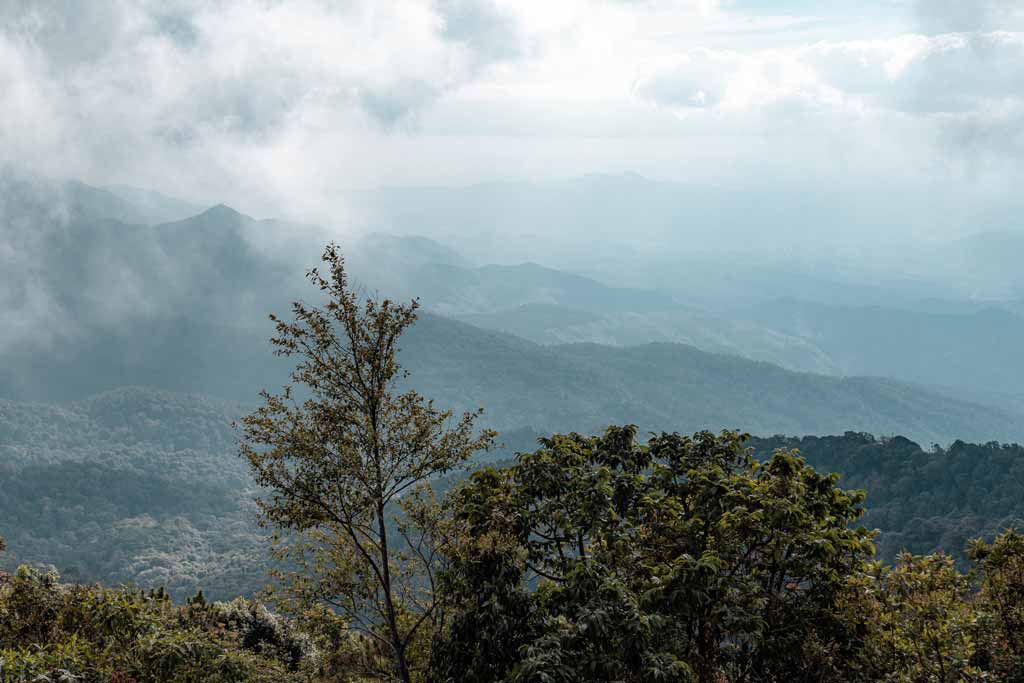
2, 0, 1022, 244
3, 0, 1024, 423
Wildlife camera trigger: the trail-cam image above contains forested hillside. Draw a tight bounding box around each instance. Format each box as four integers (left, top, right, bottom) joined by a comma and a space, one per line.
401, 314, 1024, 444
3, 385, 1024, 600
0, 388, 266, 600
750, 433, 1024, 564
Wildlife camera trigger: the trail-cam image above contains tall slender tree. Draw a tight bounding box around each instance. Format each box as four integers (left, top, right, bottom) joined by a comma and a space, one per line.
239, 244, 493, 683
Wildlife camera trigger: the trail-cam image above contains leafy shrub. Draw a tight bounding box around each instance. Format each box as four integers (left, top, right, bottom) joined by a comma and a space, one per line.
0, 567, 302, 683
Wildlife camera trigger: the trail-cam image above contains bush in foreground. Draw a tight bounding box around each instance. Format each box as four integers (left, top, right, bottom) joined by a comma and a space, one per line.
0, 566, 310, 683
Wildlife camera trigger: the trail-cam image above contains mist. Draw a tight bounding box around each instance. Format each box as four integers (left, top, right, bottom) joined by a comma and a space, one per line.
3, 0, 1024, 424
1, 1, 1021, 228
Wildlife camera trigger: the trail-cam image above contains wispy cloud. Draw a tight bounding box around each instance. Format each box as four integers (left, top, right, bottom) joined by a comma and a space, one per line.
0, 0, 1021, 223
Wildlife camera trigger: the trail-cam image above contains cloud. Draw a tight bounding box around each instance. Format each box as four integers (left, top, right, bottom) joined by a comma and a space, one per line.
935, 103, 1024, 172
4, 0, 1024, 357
802, 31, 1024, 164
806, 32, 1024, 113
0, 0, 525, 216
0, 0, 1021, 228
632, 47, 836, 117
635, 31, 1024, 114
435, 0, 523, 64
1, 0, 500, 126
913, 0, 1024, 33
632, 49, 740, 109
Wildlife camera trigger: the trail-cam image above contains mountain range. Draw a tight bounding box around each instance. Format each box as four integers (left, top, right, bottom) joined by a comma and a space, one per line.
3, 171, 1024, 446
5, 171, 1024, 601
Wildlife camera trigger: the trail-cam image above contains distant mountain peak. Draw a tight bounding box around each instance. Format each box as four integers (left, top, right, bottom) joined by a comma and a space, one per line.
163, 203, 250, 227
202, 203, 244, 219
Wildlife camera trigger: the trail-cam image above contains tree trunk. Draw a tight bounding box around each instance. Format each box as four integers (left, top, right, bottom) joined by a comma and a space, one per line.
377, 500, 412, 683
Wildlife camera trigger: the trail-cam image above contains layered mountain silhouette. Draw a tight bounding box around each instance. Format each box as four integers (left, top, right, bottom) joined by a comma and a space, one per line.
2, 172, 1023, 446
5, 172, 1024, 602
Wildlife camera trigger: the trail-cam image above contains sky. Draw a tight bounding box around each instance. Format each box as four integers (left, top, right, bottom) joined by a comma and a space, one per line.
1, 0, 1022, 232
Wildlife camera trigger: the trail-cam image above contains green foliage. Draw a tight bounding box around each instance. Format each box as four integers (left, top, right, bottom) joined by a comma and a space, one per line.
431, 427, 876, 682
428, 428, 1024, 682
751, 433, 1024, 564
0, 567, 306, 683
240, 244, 494, 683
7, 423, 1024, 681
969, 529, 1024, 680
840, 554, 982, 682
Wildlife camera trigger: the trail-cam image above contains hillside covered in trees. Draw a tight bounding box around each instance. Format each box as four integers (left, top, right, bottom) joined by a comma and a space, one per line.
5, 427, 1024, 682
0, 388, 266, 600
750, 433, 1024, 565
4, 386, 1024, 603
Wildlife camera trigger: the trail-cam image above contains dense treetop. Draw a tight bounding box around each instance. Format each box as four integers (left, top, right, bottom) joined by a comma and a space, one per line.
750, 433, 1024, 563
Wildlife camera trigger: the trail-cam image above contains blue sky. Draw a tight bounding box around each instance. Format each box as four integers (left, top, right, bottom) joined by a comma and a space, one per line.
1, 0, 1021, 232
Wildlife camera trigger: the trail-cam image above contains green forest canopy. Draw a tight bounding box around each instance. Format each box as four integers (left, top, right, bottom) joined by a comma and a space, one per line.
4, 426, 1024, 682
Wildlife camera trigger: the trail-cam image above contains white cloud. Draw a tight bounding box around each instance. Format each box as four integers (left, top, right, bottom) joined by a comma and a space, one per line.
0, 0, 528, 216
633, 47, 835, 115
634, 31, 1024, 115
633, 49, 740, 109
805, 32, 1024, 113
913, 0, 1024, 33
0, 0, 1022, 225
